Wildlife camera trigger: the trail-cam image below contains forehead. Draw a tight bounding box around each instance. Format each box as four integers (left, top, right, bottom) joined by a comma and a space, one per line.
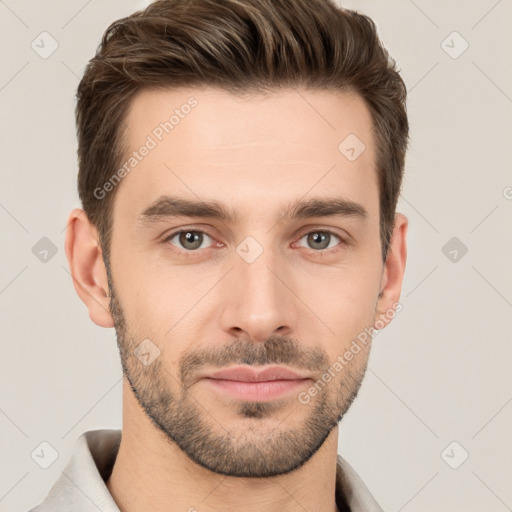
113, 86, 378, 225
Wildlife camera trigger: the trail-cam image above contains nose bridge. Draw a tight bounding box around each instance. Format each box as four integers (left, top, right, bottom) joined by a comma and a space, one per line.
219, 234, 295, 342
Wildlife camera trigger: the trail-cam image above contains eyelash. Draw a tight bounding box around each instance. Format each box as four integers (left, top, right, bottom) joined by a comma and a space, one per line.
162, 227, 348, 258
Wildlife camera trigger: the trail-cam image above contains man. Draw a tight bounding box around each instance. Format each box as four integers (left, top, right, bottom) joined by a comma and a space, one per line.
30, 0, 408, 510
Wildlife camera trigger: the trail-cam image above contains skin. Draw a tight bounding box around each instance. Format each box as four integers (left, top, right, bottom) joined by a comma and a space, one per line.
65, 86, 407, 512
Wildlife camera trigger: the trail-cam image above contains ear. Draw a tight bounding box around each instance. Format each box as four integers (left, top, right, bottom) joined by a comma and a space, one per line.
64, 208, 114, 328
374, 213, 408, 330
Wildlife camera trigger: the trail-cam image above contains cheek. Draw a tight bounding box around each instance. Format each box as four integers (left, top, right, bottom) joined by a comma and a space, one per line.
129, 264, 219, 343
108, 255, 168, 338
296, 266, 378, 348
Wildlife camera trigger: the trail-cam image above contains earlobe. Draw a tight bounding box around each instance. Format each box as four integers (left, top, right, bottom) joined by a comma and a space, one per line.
374, 213, 408, 330
64, 208, 115, 328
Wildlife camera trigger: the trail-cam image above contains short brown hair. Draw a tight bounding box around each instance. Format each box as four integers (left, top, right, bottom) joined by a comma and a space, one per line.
76, 0, 408, 264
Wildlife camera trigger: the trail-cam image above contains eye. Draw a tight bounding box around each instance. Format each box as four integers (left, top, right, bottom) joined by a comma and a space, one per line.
162, 227, 347, 257
164, 229, 215, 252
297, 230, 344, 252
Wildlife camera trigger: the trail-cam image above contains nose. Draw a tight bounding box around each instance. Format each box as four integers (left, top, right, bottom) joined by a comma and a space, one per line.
219, 244, 297, 343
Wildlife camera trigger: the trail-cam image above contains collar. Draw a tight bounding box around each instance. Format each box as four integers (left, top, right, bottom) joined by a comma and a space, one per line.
30, 429, 384, 512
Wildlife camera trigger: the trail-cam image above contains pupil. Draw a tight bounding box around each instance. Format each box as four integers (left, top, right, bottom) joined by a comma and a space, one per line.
182, 231, 201, 249
310, 232, 328, 249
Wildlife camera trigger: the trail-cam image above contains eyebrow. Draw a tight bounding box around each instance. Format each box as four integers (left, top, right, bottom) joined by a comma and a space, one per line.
137, 195, 368, 227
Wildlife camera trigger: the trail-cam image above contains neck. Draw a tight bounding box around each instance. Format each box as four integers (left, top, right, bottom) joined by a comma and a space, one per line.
106, 381, 341, 512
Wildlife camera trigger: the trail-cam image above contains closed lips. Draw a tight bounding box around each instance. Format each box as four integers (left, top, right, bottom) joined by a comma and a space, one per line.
204, 366, 310, 382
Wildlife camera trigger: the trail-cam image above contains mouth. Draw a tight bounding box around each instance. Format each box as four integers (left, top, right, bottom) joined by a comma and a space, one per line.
200, 366, 312, 401
203, 378, 310, 401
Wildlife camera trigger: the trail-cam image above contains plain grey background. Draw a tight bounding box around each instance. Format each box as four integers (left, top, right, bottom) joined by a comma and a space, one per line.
1, 0, 511, 511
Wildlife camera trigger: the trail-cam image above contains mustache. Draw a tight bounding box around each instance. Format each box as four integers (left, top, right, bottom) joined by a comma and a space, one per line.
179, 335, 329, 388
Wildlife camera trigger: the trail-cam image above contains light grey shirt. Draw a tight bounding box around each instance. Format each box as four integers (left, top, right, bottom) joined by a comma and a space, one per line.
29, 429, 384, 512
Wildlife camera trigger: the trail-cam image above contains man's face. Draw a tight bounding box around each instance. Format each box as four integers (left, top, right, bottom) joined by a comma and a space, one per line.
106, 86, 385, 477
